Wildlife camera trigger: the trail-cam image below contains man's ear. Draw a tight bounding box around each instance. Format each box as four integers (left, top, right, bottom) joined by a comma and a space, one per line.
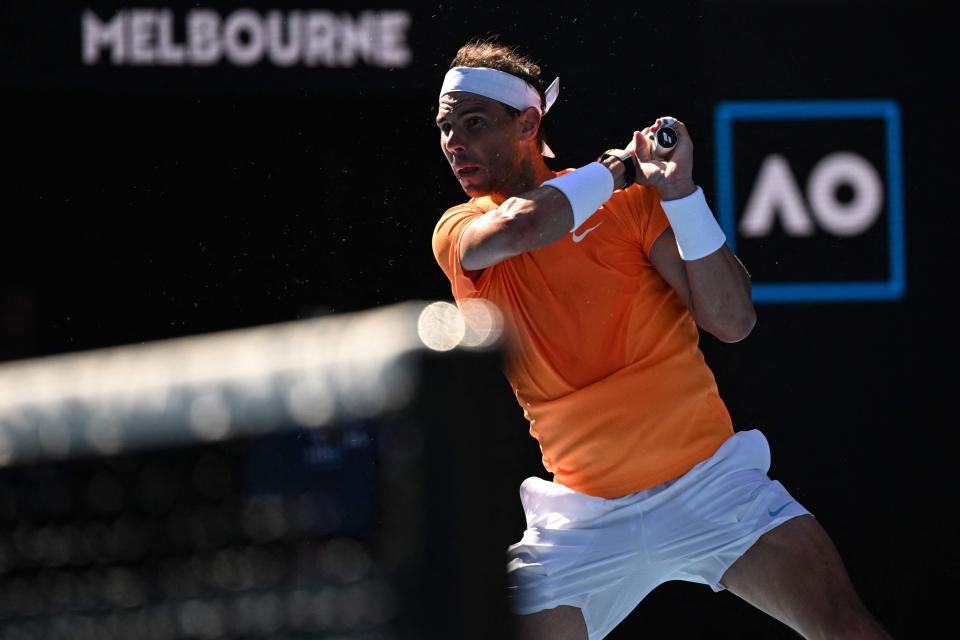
517, 106, 542, 143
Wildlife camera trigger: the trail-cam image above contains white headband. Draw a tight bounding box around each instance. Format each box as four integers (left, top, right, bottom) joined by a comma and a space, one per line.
439, 66, 561, 158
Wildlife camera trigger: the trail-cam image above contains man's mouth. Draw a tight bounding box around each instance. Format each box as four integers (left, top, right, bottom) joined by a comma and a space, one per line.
455, 165, 480, 178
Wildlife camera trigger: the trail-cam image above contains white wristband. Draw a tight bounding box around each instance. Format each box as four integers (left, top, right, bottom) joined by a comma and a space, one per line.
660, 187, 727, 260
541, 162, 615, 231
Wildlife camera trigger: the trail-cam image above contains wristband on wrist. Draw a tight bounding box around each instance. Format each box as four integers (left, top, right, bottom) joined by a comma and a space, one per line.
600, 149, 636, 189
541, 162, 615, 232
659, 187, 727, 260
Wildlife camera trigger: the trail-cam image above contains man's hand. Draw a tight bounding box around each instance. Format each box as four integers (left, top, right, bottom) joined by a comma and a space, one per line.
625, 117, 697, 201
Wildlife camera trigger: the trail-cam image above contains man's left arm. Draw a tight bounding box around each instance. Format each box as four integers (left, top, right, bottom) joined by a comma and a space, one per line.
649, 228, 756, 343
625, 118, 756, 343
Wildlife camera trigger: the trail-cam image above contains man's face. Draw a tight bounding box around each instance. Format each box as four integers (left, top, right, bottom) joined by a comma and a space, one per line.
436, 92, 522, 197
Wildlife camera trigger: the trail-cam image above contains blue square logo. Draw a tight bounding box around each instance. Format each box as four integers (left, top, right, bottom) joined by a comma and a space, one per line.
714, 100, 905, 303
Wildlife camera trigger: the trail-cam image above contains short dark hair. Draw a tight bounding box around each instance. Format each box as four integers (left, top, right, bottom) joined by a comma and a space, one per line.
449, 39, 548, 149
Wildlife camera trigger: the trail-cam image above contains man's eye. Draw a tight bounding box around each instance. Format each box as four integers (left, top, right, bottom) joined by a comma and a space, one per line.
467, 117, 483, 127
440, 123, 451, 134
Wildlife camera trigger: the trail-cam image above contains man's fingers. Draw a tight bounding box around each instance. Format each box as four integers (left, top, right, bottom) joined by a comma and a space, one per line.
630, 117, 691, 184
631, 129, 655, 162
635, 158, 669, 183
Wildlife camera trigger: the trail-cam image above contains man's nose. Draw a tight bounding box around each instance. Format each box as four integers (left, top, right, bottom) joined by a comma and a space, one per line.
444, 129, 466, 153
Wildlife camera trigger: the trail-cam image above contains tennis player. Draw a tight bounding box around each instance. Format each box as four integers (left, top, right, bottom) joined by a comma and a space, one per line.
432, 40, 891, 640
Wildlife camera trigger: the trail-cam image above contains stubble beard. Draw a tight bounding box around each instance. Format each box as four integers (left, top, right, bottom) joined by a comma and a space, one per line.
481, 150, 537, 200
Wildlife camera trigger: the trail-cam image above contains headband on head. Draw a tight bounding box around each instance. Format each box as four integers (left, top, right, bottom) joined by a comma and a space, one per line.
439, 66, 561, 158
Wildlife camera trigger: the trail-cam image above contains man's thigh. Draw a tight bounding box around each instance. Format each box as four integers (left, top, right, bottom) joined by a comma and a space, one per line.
513, 605, 588, 640
720, 514, 889, 638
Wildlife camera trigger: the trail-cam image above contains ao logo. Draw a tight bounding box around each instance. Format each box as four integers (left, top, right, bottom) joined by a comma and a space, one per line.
740, 151, 883, 238
714, 100, 905, 303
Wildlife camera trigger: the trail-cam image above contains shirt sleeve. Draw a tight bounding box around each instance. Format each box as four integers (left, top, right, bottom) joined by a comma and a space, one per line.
627, 185, 671, 258
431, 204, 494, 301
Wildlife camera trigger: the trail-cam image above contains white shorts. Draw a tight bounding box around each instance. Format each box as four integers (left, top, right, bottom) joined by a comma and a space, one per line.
506, 429, 810, 640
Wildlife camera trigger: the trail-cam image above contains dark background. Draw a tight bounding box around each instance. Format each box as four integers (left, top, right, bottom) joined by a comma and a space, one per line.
1, 1, 955, 637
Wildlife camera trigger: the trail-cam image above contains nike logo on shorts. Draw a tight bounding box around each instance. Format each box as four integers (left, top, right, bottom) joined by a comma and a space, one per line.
768, 501, 793, 517
572, 222, 602, 243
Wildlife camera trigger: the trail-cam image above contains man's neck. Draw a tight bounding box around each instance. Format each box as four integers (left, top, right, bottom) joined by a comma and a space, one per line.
487, 154, 555, 205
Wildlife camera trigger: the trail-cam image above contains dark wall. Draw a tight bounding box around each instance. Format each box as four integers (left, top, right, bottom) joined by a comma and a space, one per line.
2, 1, 954, 637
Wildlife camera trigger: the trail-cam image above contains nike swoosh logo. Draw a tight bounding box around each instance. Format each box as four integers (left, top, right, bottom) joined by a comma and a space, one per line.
768, 501, 793, 517
572, 222, 602, 243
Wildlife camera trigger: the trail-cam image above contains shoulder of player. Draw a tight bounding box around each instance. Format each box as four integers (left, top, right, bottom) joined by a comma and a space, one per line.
437, 196, 499, 224
433, 199, 486, 241
441, 200, 482, 217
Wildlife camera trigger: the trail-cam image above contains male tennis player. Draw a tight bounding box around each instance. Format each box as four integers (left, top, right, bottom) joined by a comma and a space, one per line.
432, 41, 891, 640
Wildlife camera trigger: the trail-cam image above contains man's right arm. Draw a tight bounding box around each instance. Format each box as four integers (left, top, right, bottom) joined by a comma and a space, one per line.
459, 157, 626, 271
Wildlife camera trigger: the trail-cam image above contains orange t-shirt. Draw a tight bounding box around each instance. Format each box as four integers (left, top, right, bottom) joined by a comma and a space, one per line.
432, 177, 734, 498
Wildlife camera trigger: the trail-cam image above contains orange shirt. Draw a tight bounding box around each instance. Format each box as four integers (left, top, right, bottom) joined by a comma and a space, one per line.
432, 177, 734, 498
